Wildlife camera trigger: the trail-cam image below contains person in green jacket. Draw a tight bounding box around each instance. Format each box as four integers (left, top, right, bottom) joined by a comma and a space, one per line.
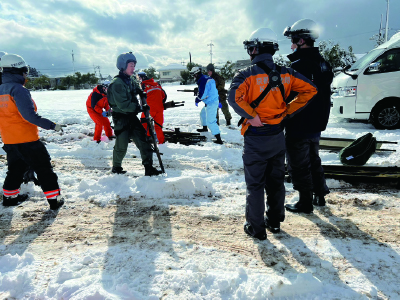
206, 63, 232, 126
107, 52, 162, 176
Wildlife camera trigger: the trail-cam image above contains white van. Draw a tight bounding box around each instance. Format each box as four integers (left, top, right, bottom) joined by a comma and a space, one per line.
331, 32, 400, 129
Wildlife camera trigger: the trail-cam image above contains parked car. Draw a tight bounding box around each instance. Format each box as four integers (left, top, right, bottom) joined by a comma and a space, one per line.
331, 32, 400, 129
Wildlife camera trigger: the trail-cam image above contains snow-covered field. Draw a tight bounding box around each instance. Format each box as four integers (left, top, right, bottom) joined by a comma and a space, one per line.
0, 84, 399, 299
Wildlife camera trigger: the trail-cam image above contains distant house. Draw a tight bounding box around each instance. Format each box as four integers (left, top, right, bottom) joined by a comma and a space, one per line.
158, 63, 186, 84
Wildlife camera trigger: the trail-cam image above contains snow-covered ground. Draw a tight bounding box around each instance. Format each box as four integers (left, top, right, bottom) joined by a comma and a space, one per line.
0, 84, 399, 299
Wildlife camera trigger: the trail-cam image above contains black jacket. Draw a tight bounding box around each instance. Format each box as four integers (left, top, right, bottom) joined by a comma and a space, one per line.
285, 47, 333, 138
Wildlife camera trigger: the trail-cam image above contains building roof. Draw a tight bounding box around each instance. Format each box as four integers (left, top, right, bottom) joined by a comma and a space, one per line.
158, 63, 186, 71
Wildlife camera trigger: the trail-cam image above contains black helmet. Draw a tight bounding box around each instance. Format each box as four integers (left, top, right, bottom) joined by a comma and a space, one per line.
137, 71, 148, 81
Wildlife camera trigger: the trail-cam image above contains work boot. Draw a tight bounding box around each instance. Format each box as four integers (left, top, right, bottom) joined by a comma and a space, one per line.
2, 194, 29, 207
285, 191, 314, 214
196, 126, 208, 132
112, 166, 127, 174
313, 194, 326, 206
47, 196, 64, 210
226, 119, 231, 126
264, 216, 280, 233
244, 222, 267, 241
213, 134, 223, 145
145, 165, 163, 176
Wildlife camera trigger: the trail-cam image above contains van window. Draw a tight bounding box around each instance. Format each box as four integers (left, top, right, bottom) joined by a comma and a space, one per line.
350, 49, 382, 71
371, 49, 400, 73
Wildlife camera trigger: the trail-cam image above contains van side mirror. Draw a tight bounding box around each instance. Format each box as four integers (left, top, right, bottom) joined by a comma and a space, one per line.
367, 62, 380, 73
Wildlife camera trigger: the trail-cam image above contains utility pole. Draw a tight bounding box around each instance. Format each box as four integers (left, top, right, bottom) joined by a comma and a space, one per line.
71, 50, 75, 74
385, 0, 390, 42
207, 41, 214, 64
93, 65, 102, 80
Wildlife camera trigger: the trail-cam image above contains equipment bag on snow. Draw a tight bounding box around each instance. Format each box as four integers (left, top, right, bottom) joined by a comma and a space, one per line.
339, 133, 377, 166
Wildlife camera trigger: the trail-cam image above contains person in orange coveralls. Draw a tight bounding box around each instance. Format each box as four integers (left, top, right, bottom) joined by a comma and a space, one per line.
86, 80, 114, 143
137, 72, 166, 144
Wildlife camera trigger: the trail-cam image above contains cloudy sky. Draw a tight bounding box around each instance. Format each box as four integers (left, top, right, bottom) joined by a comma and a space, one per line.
1, 0, 399, 78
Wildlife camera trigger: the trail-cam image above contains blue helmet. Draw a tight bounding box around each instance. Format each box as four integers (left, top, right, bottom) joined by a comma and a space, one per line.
137, 71, 148, 81
116, 52, 137, 71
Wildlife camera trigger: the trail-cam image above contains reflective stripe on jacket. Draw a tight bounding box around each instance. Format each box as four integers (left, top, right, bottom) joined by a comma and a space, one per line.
228, 53, 318, 135
141, 78, 166, 111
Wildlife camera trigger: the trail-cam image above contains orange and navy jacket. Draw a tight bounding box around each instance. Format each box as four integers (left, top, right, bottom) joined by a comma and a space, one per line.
228, 53, 318, 135
0, 72, 55, 144
86, 85, 110, 114
141, 78, 166, 111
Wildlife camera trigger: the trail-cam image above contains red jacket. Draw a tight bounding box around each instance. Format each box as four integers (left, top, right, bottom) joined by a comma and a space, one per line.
86, 85, 110, 114
141, 79, 166, 110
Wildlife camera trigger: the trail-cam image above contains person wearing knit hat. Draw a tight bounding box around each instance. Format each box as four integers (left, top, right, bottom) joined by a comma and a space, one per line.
206, 63, 232, 126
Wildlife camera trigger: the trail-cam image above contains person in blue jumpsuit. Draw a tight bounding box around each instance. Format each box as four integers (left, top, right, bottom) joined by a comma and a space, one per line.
190, 67, 223, 145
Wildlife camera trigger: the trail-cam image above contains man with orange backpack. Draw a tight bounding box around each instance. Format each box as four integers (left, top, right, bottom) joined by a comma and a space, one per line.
86, 80, 115, 143
137, 71, 166, 144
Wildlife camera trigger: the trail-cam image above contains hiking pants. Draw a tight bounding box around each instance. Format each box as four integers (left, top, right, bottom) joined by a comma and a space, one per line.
243, 131, 286, 236
112, 114, 153, 168
2, 141, 60, 199
285, 136, 329, 196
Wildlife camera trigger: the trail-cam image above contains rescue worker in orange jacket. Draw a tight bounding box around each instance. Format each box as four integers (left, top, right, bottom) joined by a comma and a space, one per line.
228, 28, 317, 240
86, 80, 114, 143
0, 54, 65, 209
137, 72, 166, 144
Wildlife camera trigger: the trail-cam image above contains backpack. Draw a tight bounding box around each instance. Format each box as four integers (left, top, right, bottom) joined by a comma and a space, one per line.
339, 133, 377, 166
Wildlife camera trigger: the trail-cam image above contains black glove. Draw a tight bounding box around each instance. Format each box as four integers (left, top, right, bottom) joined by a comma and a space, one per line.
193, 87, 199, 96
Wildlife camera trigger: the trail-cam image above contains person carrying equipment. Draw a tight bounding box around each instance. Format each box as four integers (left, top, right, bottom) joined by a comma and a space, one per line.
107, 52, 162, 176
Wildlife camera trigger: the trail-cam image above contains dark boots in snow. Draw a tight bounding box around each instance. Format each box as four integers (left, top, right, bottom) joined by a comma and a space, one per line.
145, 165, 163, 176
244, 222, 267, 241
264, 216, 281, 233
226, 119, 231, 126
48, 197, 64, 210
213, 134, 223, 145
112, 166, 127, 174
197, 126, 208, 132
2, 194, 29, 207
285, 191, 314, 214
313, 194, 326, 206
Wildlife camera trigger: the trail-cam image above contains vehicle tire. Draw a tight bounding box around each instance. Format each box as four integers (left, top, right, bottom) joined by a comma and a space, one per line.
371, 101, 400, 130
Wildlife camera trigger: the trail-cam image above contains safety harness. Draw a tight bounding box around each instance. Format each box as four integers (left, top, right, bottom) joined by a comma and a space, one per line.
238, 62, 286, 126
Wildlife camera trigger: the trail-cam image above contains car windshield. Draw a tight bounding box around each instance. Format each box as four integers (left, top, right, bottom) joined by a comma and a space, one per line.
349, 49, 383, 71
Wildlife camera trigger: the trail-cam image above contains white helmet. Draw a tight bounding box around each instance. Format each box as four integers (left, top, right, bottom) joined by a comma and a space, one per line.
243, 28, 279, 52
283, 19, 319, 41
0, 51, 7, 60
0, 53, 28, 68
190, 66, 202, 76
102, 80, 111, 87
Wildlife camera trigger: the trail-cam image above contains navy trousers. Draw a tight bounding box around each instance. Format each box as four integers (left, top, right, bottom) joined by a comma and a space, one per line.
243, 130, 286, 236
285, 135, 329, 196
